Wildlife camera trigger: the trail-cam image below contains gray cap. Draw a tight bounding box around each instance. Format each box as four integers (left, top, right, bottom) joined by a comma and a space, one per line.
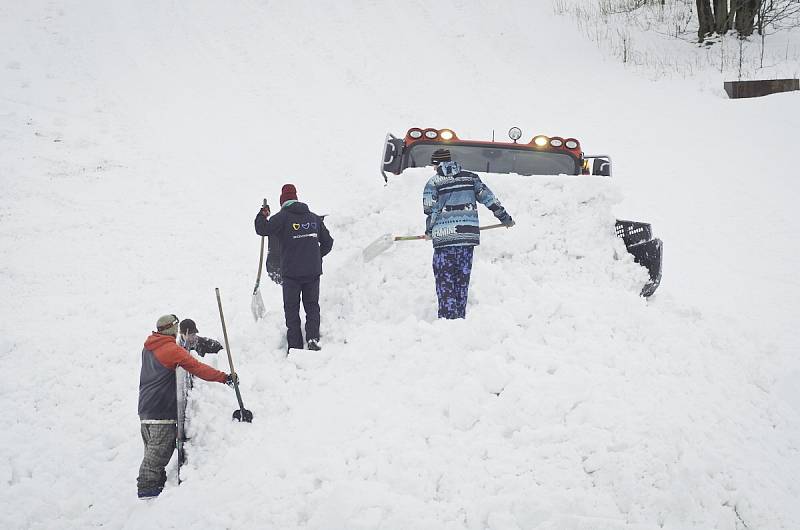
156, 314, 179, 336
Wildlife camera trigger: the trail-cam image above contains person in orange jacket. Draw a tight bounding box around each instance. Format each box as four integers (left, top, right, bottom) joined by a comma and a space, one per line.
137, 314, 237, 499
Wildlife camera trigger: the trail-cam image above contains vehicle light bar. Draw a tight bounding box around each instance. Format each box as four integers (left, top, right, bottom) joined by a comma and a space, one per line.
533, 135, 549, 147
403, 128, 581, 153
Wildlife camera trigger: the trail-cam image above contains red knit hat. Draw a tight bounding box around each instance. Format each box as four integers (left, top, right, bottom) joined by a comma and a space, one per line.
279, 184, 298, 205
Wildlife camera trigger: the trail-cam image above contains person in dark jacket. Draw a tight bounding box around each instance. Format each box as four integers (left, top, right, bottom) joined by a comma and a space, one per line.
137, 314, 237, 499
178, 318, 223, 357
423, 149, 514, 319
254, 184, 333, 352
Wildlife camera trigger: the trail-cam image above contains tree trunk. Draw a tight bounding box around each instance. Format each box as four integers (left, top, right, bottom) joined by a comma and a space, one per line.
697, 0, 716, 40
734, 0, 760, 36
714, 0, 731, 33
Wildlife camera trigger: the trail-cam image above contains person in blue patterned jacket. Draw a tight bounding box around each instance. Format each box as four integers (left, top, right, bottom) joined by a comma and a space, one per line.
423, 148, 515, 319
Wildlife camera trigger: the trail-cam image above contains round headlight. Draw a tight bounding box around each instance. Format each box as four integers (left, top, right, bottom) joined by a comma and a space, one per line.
439, 129, 454, 140
424, 129, 438, 139
565, 139, 579, 149
408, 129, 423, 139
508, 127, 522, 141
549, 138, 563, 147
533, 135, 549, 147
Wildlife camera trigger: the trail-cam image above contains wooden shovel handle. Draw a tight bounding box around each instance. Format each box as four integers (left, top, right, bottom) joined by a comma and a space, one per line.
253, 199, 267, 292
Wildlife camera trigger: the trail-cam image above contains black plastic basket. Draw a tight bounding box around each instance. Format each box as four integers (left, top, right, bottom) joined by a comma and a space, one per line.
615, 220, 653, 247
615, 220, 663, 297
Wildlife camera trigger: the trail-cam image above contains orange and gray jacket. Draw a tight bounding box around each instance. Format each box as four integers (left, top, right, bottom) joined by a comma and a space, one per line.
138, 333, 227, 420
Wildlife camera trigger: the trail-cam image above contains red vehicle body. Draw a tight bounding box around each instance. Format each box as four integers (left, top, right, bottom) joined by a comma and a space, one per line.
380, 127, 662, 297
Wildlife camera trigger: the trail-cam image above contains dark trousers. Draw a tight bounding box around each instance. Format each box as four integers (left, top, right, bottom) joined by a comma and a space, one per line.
433, 246, 474, 319
282, 275, 321, 349
137, 422, 177, 497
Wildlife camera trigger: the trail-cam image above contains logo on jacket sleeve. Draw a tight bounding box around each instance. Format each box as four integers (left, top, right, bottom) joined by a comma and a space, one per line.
292, 223, 300, 230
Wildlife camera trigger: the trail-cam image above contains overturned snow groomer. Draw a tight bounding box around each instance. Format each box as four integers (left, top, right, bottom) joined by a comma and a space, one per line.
380, 127, 662, 297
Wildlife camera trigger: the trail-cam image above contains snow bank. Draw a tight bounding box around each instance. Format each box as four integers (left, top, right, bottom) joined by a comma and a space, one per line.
1, 0, 799, 529
151, 176, 796, 530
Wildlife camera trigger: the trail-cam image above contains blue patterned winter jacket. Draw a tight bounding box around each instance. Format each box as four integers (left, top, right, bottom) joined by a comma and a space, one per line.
423, 161, 512, 248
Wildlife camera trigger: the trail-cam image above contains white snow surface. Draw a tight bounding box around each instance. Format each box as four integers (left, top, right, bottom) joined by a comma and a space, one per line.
1, 1, 799, 529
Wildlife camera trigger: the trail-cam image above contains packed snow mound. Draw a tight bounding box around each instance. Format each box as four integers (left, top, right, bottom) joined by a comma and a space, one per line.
134, 175, 795, 530
2, 0, 799, 529
325, 172, 649, 331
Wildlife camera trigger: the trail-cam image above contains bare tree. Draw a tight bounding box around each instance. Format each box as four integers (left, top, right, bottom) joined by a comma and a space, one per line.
755, 0, 800, 66
715, 0, 733, 32
697, 0, 744, 40
599, 0, 670, 16
738, 33, 746, 78
697, 0, 716, 39
696, 0, 764, 40
734, 0, 761, 35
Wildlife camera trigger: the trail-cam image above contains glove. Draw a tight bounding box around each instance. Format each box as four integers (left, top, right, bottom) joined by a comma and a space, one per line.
260, 206, 270, 218
502, 216, 515, 228
225, 373, 239, 387
196, 336, 223, 356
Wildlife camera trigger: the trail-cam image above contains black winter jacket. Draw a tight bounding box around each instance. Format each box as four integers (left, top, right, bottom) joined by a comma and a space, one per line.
254, 202, 333, 279
178, 335, 223, 357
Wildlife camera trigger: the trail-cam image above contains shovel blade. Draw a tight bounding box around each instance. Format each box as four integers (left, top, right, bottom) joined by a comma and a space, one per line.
362, 233, 394, 262
233, 408, 253, 422
251, 289, 266, 321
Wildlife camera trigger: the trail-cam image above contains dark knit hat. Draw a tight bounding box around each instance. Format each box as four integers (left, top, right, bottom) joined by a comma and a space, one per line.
180, 318, 198, 335
156, 314, 179, 336
279, 184, 298, 205
431, 149, 451, 164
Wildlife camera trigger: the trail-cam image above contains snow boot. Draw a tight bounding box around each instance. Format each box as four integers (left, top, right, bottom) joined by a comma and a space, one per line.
138, 488, 161, 500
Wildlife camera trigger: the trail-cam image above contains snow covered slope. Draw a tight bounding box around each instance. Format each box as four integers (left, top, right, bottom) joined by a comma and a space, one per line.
1, 1, 798, 529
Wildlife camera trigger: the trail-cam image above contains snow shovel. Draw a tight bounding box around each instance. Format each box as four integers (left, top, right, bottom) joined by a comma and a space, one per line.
250, 199, 268, 321
215, 287, 253, 423
362, 223, 507, 262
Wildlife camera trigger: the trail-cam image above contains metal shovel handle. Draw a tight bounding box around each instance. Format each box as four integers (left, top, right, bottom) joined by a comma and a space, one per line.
394, 223, 507, 241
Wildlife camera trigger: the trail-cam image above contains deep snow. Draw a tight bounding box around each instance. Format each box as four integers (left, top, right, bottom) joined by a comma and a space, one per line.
1, 1, 799, 529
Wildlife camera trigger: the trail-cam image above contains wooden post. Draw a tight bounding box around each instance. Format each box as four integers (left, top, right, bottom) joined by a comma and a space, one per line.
724, 79, 800, 99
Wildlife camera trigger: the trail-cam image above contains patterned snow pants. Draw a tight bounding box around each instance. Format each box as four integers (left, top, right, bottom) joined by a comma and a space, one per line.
432, 245, 474, 319
137, 422, 177, 497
